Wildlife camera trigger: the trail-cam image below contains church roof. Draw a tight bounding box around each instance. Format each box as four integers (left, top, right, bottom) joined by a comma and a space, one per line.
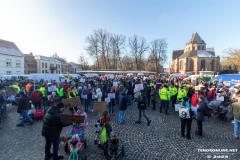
172, 50, 184, 60
179, 50, 215, 59
186, 32, 206, 45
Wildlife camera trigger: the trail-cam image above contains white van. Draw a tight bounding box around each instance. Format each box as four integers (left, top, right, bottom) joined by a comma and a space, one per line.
0, 74, 29, 81
28, 74, 67, 83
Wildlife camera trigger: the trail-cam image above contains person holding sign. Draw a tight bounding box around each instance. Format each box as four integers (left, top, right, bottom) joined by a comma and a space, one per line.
42, 102, 72, 160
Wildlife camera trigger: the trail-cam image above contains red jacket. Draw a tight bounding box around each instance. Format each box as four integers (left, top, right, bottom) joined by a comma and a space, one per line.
207, 88, 215, 100
62, 83, 69, 93
31, 91, 43, 102
191, 93, 202, 107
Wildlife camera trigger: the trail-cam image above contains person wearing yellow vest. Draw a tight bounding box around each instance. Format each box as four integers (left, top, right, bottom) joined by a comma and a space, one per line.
12, 83, 20, 92
69, 86, 77, 98
177, 86, 187, 102
56, 86, 64, 100
169, 84, 178, 106
39, 85, 47, 106
159, 84, 170, 115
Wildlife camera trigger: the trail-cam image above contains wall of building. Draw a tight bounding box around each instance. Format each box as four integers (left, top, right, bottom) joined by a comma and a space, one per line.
0, 54, 24, 75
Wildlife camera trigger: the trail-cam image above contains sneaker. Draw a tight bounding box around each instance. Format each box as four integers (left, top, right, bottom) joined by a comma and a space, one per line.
147, 120, 151, 126
16, 123, 24, 127
135, 121, 141, 124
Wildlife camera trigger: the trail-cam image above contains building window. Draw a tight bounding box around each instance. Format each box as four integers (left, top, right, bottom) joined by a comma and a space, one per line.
45, 63, 47, 68
201, 59, 206, 71
45, 70, 48, 73
16, 60, 21, 68
6, 59, 12, 67
42, 63, 44, 68
6, 71, 12, 75
202, 46, 205, 50
180, 60, 183, 70
193, 46, 195, 50
189, 59, 194, 71
188, 47, 190, 51
42, 70, 44, 73
211, 59, 215, 71
198, 46, 201, 50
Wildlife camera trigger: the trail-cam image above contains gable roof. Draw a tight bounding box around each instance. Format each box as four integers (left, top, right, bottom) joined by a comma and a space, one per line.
0, 39, 23, 57
186, 32, 206, 45
172, 50, 184, 60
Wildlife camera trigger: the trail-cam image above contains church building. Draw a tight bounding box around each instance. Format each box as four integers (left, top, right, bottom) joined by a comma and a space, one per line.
171, 33, 220, 74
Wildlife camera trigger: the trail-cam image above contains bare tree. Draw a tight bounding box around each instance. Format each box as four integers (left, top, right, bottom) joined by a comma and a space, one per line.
150, 39, 167, 72
78, 53, 89, 70
86, 34, 99, 70
129, 35, 148, 70
221, 48, 240, 72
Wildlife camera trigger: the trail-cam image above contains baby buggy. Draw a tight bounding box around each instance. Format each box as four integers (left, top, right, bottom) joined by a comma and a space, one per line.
208, 100, 229, 121
61, 115, 87, 160
94, 121, 125, 160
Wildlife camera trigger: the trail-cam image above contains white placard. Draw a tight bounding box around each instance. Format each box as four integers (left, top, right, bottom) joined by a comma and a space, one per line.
81, 93, 87, 99
80, 78, 85, 83
108, 93, 115, 99
113, 80, 118, 87
105, 96, 110, 103
48, 86, 57, 92
135, 84, 144, 91
216, 96, 224, 102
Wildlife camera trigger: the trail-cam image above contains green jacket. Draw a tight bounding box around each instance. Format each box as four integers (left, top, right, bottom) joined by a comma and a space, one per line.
177, 89, 187, 101
57, 88, 64, 97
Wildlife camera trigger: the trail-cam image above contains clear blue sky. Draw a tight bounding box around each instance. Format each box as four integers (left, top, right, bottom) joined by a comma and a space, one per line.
0, 0, 240, 67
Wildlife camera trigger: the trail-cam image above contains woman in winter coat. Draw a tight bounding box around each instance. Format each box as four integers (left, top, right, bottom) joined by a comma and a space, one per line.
96, 88, 102, 102
196, 96, 206, 136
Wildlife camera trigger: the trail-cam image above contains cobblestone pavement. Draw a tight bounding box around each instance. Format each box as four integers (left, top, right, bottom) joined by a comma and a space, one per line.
0, 99, 240, 160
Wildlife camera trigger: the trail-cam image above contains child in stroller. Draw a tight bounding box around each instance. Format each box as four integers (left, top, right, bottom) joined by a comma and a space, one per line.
64, 106, 88, 153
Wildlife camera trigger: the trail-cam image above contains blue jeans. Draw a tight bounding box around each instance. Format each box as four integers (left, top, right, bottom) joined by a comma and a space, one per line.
45, 135, 60, 160
119, 110, 125, 124
234, 119, 240, 138
21, 110, 33, 124
138, 109, 150, 122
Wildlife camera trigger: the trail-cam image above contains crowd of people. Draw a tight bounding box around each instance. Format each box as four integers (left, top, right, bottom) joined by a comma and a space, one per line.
0, 74, 240, 159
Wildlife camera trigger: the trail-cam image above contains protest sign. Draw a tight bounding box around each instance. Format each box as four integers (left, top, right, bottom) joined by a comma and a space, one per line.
80, 78, 85, 83
135, 84, 144, 91
61, 114, 85, 123
62, 97, 81, 108
195, 86, 200, 91
113, 80, 118, 87
108, 93, 115, 99
94, 101, 107, 112
5, 86, 18, 95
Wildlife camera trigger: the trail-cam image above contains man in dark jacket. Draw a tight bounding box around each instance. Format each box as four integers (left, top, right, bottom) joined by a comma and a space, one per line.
118, 89, 129, 124
16, 92, 34, 126
196, 96, 206, 136
135, 90, 151, 126
30, 88, 43, 109
41, 102, 72, 160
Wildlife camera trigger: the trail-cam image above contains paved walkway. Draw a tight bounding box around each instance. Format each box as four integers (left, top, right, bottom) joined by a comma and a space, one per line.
0, 99, 239, 160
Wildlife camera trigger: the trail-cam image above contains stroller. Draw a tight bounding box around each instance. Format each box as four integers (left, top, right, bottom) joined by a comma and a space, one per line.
208, 100, 229, 121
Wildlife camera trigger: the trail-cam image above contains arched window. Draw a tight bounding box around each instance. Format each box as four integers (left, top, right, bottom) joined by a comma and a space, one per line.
211, 59, 215, 71
180, 60, 183, 70
201, 59, 206, 71
189, 59, 194, 71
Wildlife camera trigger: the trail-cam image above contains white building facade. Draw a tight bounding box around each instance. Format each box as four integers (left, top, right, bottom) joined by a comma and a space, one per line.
0, 39, 24, 76
34, 55, 62, 74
